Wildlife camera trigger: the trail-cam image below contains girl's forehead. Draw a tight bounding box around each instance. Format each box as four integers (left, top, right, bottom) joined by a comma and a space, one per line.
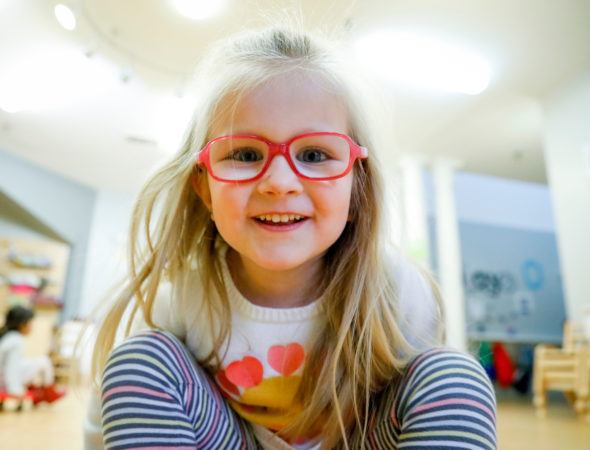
210, 72, 350, 139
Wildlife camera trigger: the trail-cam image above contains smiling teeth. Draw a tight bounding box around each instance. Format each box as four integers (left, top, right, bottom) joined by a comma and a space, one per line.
257, 214, 303, 222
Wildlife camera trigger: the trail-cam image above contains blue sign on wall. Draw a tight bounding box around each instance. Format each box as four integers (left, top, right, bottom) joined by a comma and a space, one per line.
428, 218, 566, 344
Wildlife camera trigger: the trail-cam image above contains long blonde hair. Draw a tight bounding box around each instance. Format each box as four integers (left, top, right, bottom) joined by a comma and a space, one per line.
92, 25, 443, 448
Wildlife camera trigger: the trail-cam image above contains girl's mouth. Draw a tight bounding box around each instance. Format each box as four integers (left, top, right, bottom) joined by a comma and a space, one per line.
253, 214, 307, 225
252, 214, 309, 230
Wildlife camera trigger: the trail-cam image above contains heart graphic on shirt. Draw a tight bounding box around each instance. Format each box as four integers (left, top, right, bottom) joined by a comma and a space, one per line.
225, 356, 264, 388
267, 343, 305, 376
216, 369, 240, 396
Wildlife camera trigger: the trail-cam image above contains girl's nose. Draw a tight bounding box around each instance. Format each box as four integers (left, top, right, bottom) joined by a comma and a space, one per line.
256, 155, 303, 196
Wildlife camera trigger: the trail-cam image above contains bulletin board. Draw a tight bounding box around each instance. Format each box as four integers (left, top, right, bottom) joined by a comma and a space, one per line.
428, 220, 566, 344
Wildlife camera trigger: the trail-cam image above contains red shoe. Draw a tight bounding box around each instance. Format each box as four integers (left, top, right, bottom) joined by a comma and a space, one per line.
42, 385, 66, 403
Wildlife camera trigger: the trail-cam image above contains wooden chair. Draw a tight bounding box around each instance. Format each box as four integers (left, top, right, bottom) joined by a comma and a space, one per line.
533, 321, 590, 418
48, 320, 84, 385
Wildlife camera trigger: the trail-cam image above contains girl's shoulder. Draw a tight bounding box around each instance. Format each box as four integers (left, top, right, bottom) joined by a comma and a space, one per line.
386, 250, 442, 349
126, 276, 194, 340
386, 249, 435, 303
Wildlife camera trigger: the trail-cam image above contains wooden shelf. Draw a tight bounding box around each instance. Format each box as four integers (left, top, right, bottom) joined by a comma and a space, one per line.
0, 237, 70, 357
0, 236, 69, 311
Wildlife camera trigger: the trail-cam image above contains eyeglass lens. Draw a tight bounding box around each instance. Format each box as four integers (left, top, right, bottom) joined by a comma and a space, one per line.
208, 135, 351, 180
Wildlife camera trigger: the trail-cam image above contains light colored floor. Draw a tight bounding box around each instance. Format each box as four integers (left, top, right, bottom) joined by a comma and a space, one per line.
1, 385, 589, 449
0, 385, 89, 450
496, 392, 590, 450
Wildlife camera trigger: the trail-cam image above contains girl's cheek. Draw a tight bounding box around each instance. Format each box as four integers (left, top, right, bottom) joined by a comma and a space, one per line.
212, 187, 251, 219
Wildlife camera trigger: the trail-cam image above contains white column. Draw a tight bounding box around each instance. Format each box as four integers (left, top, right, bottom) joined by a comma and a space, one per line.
544, 70, 590, 320
398, 155, 430, 267
432, 159, 467, 351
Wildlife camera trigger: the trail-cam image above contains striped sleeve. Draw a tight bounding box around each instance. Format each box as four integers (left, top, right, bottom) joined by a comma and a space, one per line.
393, 349, 497, 449
100, 332, 198, 450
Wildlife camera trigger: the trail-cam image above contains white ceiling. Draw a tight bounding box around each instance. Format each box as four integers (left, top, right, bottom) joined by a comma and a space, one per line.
1, 0, 589, 193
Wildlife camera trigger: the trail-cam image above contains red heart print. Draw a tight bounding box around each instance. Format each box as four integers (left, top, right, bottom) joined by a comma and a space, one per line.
267, 343, 305, 376
216, 369, 240, 396
225, 356, 264, 388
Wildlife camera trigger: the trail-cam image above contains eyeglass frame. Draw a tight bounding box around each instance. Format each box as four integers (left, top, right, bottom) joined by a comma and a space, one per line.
196, 131, 369, 183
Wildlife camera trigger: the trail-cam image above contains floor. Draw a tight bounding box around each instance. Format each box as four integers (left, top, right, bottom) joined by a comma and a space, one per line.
496, 391, 590, 450
0, 385, 589, 449
0, 385, 89, 450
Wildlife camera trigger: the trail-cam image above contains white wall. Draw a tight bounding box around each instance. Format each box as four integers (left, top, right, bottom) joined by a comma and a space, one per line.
79, 190, 135, 318
544, 69, 590, 319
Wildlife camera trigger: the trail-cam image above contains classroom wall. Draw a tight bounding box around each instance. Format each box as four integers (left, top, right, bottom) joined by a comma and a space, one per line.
0, 190, 64, 241
79, 189, 135, 317
0, 214, 55, 241
544, 69, 590, 320
424, 171, 566, 343
0, 149, 96, 320
424, 171, 556, 232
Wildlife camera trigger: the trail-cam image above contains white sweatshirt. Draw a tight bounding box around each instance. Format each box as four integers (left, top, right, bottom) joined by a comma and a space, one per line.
84, 246, 440, 449
0, 331, 27, 395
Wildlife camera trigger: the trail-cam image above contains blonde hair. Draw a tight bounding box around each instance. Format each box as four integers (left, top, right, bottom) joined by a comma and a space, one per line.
92, 25, 443, 448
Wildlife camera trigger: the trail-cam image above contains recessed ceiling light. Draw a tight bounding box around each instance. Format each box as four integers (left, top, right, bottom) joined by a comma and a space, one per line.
354, 31, 492, 95
54, 4, 76, 31
171, 0, 227, 20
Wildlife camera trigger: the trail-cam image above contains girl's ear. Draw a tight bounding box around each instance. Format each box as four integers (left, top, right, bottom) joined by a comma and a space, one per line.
191, 171, 212, 211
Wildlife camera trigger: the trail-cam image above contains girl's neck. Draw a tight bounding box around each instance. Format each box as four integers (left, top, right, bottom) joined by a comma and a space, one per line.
226, 249, 324, 309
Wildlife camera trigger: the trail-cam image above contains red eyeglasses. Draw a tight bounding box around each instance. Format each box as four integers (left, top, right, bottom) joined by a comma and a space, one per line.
197, 132, 368, 182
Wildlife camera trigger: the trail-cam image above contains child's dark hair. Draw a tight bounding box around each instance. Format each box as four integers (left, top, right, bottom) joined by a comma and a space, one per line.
0, 306, 34, 339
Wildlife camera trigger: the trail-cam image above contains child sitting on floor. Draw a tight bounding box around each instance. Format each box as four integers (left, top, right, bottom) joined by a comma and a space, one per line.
0, 306, 65, 405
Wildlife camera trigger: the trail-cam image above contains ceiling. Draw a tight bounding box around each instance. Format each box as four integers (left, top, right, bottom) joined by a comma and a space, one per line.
1, 0, 589, 193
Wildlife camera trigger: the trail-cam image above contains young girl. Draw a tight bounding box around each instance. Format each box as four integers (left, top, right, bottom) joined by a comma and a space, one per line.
87, 26, 496, 449
0, 306, 65, 404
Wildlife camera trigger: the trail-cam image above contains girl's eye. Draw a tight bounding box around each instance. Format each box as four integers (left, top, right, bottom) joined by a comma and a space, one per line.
228, 147, 263, 162
297, 148, 329, 163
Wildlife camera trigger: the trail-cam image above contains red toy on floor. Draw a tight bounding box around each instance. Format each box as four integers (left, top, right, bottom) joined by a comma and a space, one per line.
26, 384, 66, 405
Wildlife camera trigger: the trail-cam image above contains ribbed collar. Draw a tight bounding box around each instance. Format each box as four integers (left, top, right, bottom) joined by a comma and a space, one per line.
218, 244, 323, 323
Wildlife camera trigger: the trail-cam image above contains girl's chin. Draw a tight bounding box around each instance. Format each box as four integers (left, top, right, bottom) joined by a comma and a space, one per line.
250, 256, 311, 272
226, 243, 327, 274
246, 250, 323, 273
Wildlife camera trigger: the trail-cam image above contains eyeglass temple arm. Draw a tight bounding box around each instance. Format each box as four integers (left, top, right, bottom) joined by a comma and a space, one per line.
359, 146, 369, 159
